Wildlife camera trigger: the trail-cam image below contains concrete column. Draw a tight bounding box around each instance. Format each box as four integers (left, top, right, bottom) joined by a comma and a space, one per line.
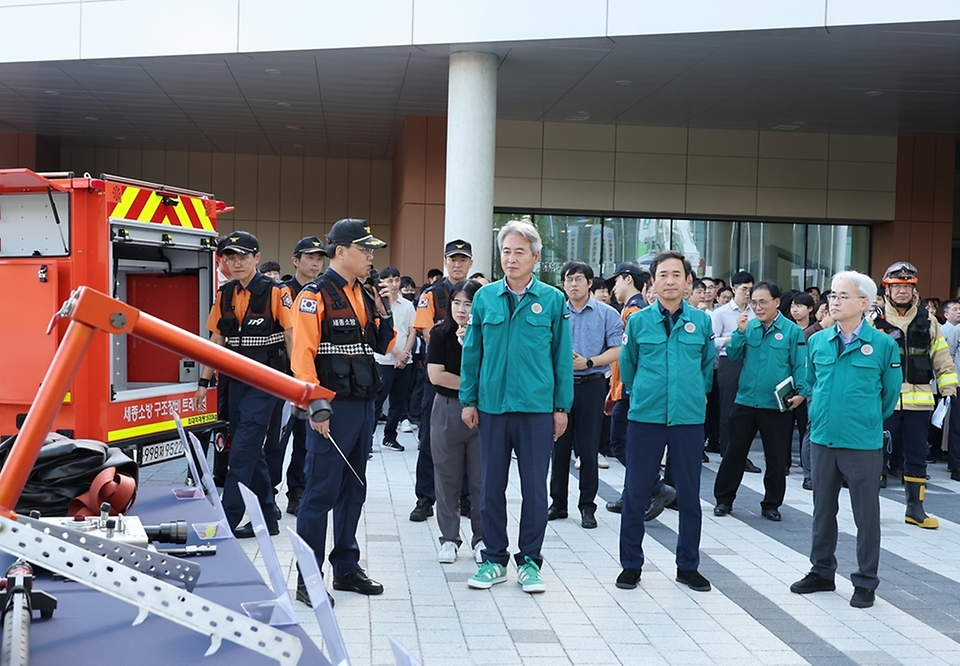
445, 51, 497, 276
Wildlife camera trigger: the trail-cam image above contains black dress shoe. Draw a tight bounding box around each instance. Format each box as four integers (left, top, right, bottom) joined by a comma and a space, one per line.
547, 504, 568, 521
409, 498, 434, 522
713, 503, 732, 517
761, 508, 782, 522
850, 586, 875, 608
296, 584, 334, 608
790, 572, 835, 594
676, 568, 711, 592
616, 568, 641, 589
605, 498, 623, 514
645, 485, 677, 522
286, 494, 301, 516
802, 478, 813, 491
333, 569, 383, 596
702, 451, 710, 463
581, 507, 598, 529
232, 521, 279, 538
704, 442, 721, 453
744, 458, 761, 474
951, 470, 960, 482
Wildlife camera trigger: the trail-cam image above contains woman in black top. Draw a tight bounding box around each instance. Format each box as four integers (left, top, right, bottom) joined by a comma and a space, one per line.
428, 280, 483, 564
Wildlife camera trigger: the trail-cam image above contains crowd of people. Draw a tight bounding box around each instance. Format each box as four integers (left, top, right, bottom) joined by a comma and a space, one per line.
195, 221, 959, 611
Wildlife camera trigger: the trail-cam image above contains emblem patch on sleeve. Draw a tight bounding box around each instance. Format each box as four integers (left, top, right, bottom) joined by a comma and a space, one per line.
299, 298, 318, 314
418, 296, 429, 309
281, 293, 293, 309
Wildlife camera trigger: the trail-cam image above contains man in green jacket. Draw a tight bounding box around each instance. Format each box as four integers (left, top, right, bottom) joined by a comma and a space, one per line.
790, 271, 901, 609
616, 251, 715, 593
460, 219, 574, 594
714, 281, 807, 522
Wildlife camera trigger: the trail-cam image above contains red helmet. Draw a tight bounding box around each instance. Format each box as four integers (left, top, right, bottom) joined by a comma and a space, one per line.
882, 261, 918, 286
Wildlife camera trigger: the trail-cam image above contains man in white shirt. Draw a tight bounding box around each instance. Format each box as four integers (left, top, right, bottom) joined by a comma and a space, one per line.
374, 266, 417, 452
941, 299, 960, 337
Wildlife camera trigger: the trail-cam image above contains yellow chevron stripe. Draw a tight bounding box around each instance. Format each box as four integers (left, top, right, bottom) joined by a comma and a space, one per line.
138, 191, 164, 224
111, 185, 140, 219
190, 197, 214, 230
171, 200, 194, 228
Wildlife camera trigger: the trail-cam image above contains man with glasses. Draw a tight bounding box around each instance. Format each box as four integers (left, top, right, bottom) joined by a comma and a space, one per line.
194, 231, 293, 538
790, 271, 900, 609
290, 218, 396, 604
713, 281, 806, 521
711, 271, 761, 473
549, 261, 623, 529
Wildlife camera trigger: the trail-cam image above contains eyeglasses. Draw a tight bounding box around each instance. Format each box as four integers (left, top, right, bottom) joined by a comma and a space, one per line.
563, 275, 588, 285
827, 293, 859, 302
735, 285, 752, 293
351, 244, 374, 256
750, 299, 774, 308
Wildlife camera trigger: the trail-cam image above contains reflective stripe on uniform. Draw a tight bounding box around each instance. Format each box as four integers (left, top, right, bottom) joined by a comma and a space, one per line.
901, 391, 936, 407
937, 371, 959, 388
932, 336, 949, 353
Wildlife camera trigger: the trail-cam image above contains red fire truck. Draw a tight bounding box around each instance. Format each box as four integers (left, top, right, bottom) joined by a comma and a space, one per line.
0, 169, 229, 465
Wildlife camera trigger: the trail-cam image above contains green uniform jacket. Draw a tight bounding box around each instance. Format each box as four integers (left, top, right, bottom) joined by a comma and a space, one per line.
620, 302, 715, 425
460, 276, 574, 414
727, 313, 807, 410
807, 321, 901, 450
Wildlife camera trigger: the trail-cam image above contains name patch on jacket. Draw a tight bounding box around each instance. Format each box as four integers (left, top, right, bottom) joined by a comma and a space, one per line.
299, 298, 318, 314
330, 317, 358, 327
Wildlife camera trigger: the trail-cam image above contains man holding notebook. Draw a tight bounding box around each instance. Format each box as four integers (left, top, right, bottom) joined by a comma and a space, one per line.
713, 281, 806, 521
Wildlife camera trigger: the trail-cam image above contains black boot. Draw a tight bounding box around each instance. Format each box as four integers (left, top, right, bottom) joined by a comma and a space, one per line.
904, 476, 938, 529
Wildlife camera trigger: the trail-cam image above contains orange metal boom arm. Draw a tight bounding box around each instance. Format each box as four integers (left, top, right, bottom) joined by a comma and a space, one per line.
0, 286, 334, 518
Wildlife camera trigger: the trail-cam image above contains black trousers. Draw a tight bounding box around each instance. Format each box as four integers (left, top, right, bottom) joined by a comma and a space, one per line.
704, 368, 720, 448
550, 375, 607, 511
374, 363, 414, 443
714, 404, 793, 510
716, 357, 744, 455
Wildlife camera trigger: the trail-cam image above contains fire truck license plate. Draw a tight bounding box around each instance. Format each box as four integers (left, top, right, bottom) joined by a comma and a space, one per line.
139, 438, 185, 465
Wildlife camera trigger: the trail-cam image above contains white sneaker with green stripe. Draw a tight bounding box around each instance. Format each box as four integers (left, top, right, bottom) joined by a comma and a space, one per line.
468, 561, 507, 589
517, 556, 545, 593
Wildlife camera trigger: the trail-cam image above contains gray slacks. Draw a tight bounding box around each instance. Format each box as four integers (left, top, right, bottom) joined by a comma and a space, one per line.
431, 393, 482, 548
809, 442, 882, 591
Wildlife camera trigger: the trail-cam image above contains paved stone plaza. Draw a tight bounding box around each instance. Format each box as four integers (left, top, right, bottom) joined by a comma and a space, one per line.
141, 427, 960, 666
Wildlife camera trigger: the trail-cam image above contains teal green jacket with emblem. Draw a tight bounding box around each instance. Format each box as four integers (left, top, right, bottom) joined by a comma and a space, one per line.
807, 321, 901, 450
620, 302, 715, 425
727, 313, 807, 410
460, 276, 573, 414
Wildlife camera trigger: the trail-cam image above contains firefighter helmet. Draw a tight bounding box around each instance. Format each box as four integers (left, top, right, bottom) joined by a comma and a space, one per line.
882, 261, 918, 285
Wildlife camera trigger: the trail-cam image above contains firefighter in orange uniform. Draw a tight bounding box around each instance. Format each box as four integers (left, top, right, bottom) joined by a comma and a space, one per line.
194, 231, 293, 537
291, 219, 395, 605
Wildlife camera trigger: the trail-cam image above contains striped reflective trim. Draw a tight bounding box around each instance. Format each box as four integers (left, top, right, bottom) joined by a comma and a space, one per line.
901, 392, 936, 407
106, 183, 216, 230
931, 337, 948, 352
107, 412, 217, 442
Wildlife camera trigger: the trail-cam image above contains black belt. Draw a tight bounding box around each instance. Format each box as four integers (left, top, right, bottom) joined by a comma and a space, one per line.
573, 373, 605, 385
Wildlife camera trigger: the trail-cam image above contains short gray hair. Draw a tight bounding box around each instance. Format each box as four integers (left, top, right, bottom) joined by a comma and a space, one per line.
497, 220, 542, 255
832, 270, 877, 302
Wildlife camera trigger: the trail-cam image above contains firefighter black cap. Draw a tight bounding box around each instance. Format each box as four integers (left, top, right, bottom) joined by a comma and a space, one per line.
218, 230, 259, 255
604, 262, 647, 291
293, 236, 325, 256
326, 218, 387, 250
444, 239, 472, 258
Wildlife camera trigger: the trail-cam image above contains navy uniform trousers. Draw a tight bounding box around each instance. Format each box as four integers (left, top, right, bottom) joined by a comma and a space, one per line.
220, 381, 279, 529
620, 422, 703, 572
297, 398, 372, 578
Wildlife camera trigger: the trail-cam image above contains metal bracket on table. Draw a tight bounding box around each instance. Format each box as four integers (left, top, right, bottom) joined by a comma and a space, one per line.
0, 515, 303, 665
16, 514, 202, 592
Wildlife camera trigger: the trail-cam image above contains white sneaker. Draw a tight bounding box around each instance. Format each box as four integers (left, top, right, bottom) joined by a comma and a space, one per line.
473, 542, 484, 564
598, 454, 610, 469
399, 419, 415, 433
574, 457, 581, 470
438, 540, 458, 564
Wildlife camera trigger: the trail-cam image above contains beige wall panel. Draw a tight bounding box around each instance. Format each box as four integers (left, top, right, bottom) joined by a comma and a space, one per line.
256, 220, 281, 264
94, 147, 119, 175
370, 160, 392, 227
165, 151, 189, 184
829, 134, 898, 163
687, 155, 758, 187
614, 182, 686, 214
117, 148, 141, 178
759, 131, 829, 160
211, 153, 235, 210
542, 149, 615, 181
188, 151, 212, 193
68, 145, 96, 174
688, 128, 758, 157
257, 154, 281, 221
302, 218, 328, 239
541, 179, 614, 210
141, 150, 165, 184
233, 153, 258, 220
495, 147, 542, 179
302, 157, 326, 224
325, 158, 349, 222
216, 216, 237, 235
543, 122, 615, 152
494, 177, 542, 209
686, 184, 757, 216
616, 125, 687, 155
279, 155, 304, 223
828, 160, 897, 192
496, 119, 542, 149
278, 221, 304, 270
826, 190, 896, 221
615, 153, 686, 184
756, 187, 827, 218
347, 158, 372, 220
370, 224, 392, 268
758, 158, 829, 189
